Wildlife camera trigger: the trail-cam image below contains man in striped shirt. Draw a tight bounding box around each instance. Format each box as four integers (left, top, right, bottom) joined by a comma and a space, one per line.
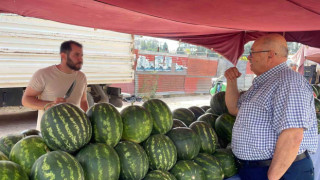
225, 34, 318, 180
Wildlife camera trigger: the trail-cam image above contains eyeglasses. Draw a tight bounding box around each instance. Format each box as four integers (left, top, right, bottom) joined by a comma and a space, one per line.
249, 50, 270, 56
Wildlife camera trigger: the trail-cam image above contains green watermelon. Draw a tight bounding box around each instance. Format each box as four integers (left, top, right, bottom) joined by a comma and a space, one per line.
143, 99, 173, 134
200, 105, 211, 112
316, 113, 320, 134
120, 105, 153, 143
41, 103, 92, 153
87, 103, 123, 147
0, 161, 28, 180
188, 106, 205, 121
215, 113, 236, 144
172, 119, 187, 128
312, 85, 319, 97
30, 151, 84, 180
172, 108, 195, 126
197, 113, 219, 130
167, 127, 200, 160
315, 98, 320, 112
144, 170, 177, 180
0, 151, 8, 160
189, 121, 217, 154
143, 134, 177, 171
170, 160, 206, 180
76, 143, 120, 180
194, 153, 224, 180
0, 134, 24, 157
9, 135, 50, 175
205, 108, 215, 114
115, 141, 149, 180
210, 92, 229, 115
20, 129, 41, 137
213, 149, 237, 178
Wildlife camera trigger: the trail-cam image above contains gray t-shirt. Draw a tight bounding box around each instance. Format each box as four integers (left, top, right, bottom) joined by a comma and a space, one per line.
28, 65, 87, 130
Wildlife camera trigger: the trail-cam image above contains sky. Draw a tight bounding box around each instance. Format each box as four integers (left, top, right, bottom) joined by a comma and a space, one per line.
139, 36, 180, 52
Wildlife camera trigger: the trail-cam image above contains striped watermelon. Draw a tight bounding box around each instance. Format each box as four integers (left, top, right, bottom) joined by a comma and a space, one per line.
194, 153, 224, 180
315, 98, 320, 112
115, 141, 149, 180
120, 105, 153, 143
9, 135, 50, 175
172, 119, 187, 128
144, 170, 177, 180
205, 108, 215, 114
41, 103, 92, 153
213, 149, 237, 178
76, 143, 120, 180
189, 121, 217, 154
143, 99, 173, 134
172, 108, 195, 126
30, 151, 84, 180
0, 134, 24, 157
188, 106, 205, 120
0, 161, 28, 180
170, 160, 206, 180
20, 129, 41, 137
87, 103, 123, 147
197, 113, 219, 130
167, 127, 200, 160
143, 134, 177, 171
317, 113, 320, 134
200, 105, 211, 112
0, 151, 8, 160
210, 92, 229, 115
215, 113, 236, 144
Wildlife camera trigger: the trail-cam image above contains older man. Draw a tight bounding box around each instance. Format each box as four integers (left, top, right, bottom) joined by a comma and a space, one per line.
225, 34, 318, 180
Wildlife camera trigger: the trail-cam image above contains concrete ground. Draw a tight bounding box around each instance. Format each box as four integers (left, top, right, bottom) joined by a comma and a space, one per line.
0, 94, 211, 137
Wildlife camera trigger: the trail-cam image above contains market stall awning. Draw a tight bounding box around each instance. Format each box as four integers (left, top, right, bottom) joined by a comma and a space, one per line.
292, 45, 320, 74
1, 0, 320, 64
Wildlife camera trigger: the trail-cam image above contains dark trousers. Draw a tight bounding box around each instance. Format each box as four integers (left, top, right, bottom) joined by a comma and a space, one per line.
238, 155, 314, 180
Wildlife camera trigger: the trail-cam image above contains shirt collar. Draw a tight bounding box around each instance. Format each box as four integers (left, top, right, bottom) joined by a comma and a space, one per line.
252, 62, 288, 87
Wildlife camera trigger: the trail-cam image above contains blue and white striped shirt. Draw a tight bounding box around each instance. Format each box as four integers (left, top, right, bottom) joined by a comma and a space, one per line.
232, 62, 318, 160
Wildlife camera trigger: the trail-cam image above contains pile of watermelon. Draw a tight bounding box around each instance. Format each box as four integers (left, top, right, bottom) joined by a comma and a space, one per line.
0, 92, 239, 180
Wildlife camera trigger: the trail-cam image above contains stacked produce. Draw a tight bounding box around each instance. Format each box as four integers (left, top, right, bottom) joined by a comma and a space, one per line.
312, 84, 320, 134
0, 92, 239, 180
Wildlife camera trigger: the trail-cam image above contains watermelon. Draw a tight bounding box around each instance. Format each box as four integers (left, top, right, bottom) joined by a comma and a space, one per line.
120, 105, 153, 143
210, 92, 229, 115
213, 149, 238, 178
41, 103, 92, 153
0, 151, 8, 160
194, 153, 224, 180
30, 151, 84, 180
143, 99, 173, 134
200, 105, 211, 112
315, 98, 320, 112
205, 108, 215, 114
312, 85, 319, 97
188, 106, 205, 121
21, 129, 41, 137
143, 134, 177, 171
87, 103, 123, 147
189, 121, 217, 154
0, 161, 28, 180
0, 134, 24, 157
76, 143, 120, 180
316, 113, 320, 134
170, 160, 206, 180
167, 127, 200, 160
197, 113, 219, 130
115, 141, 149, 180
172, 108, 195, 126
215, 113, 236, 144
9, 135, 50, 175
144, 170, 177, 180
172, 119, 187, 128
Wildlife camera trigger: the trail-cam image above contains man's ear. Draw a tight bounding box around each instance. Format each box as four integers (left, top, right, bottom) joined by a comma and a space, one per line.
60, 52, 66, 61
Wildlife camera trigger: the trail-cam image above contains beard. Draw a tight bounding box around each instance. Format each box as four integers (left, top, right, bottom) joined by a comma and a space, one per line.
66, 54, 82, 71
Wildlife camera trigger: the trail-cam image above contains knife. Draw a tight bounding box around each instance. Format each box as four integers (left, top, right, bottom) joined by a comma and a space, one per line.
64, 80, 76, 99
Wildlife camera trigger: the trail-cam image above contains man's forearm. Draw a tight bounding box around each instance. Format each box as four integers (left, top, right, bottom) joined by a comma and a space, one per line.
225, 79, 239, 115
268, 128, 303, 180
22, 96, 51, 110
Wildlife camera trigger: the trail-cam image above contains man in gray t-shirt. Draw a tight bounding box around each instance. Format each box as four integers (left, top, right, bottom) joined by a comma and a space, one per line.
22, 40, 88, 130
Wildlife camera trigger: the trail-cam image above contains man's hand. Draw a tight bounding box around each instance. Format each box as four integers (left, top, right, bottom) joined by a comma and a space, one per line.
44, 97, 66, 110
224, 67, 242, 81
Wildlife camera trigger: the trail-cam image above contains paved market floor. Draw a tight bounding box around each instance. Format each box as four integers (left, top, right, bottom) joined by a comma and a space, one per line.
0, 94, 211, 137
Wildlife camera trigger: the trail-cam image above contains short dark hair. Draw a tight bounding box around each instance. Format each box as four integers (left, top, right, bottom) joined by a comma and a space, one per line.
60, 40, 82, 54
